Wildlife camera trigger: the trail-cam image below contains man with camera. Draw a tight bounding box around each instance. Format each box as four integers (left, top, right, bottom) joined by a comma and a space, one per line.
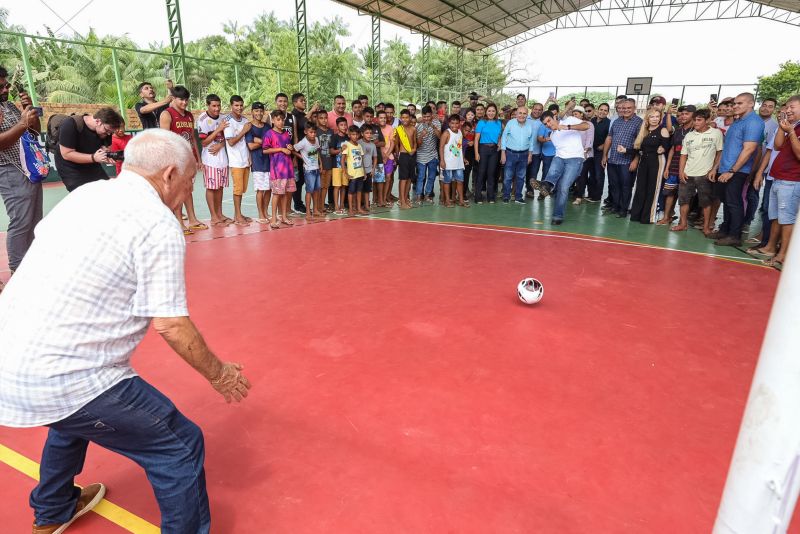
0, 65, 42, 287
54, 107, 124, 193
134, 80, 173, 130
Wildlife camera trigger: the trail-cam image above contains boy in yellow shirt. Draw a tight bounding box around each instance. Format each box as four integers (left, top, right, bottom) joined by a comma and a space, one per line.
341, 125, 367, 216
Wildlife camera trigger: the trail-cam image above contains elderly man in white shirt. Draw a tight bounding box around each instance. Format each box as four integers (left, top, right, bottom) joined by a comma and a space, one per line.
0, 129, 251, 534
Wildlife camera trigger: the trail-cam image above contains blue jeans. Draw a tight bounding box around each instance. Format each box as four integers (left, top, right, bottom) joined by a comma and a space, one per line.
759, 179, 773, 247
503, 150, 528, 201
415, 158, 439, 197
31, 377, 210, 533
541, 156, 554, 187
607, 163, 635, 214
718, 172, 748, 238
544, 157, 584, 220
526, 152, 542, 192
744, 181, 759, 225
588, 149, 605, 201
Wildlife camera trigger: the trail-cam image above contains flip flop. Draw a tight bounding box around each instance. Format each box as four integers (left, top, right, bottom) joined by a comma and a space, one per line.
183, 228, 194, 236
280, 219, 295, 226
188, 222, 209, 230
269, 222, 280, 229
747, 248, 775, 257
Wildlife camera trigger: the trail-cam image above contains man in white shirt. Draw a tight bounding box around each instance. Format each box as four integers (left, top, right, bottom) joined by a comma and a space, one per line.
225, 95, 253, 226
538, 110, 590, 224
0, 129, 251, 534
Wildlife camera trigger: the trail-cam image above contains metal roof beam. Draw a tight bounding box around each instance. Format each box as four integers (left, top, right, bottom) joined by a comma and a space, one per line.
490, 0, 800, 53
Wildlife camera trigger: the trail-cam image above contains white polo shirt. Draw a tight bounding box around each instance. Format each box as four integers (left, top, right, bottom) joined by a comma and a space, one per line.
0, 171, 188, 427
551, 116, 586, 160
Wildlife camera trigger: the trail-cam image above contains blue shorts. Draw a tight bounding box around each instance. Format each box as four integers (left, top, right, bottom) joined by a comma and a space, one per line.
768, 179, 800, 225
663, 174, 679, 195
348, 177, 364, 193
442, 169, 464, 184
304, 169, 321, 193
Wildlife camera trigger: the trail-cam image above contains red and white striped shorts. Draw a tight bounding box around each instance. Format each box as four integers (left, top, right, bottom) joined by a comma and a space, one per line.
203, 165, 229, 189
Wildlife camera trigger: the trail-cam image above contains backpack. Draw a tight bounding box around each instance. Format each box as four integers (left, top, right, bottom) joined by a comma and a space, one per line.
45, 114, 85, 153
17, 129, 50, 183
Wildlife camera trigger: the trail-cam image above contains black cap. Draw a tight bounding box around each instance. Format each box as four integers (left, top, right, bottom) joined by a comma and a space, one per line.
251, 101, 265, 110
469, 91, 479, 99
678, 104, 697, 113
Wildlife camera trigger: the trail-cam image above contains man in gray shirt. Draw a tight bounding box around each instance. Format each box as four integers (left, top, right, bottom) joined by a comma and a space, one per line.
415, 105, 442, 203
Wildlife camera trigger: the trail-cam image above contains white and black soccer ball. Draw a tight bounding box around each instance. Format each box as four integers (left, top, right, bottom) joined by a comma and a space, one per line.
517, 278, 544, 304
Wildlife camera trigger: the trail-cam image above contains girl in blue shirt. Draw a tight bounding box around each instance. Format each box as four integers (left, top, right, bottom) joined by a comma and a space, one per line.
473, 104, 502, 203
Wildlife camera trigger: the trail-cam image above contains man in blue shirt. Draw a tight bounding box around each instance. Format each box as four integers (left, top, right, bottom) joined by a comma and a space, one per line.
709, 92, 764, 246
526, 103, 544, 198
501, 107, 538, 203
602, 98, 643, 217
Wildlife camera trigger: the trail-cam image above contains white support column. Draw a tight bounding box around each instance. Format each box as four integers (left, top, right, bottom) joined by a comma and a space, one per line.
713, 228, 800, 533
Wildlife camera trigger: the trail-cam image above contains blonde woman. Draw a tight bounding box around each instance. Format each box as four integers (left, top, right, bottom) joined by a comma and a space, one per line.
629, 109, 671, 224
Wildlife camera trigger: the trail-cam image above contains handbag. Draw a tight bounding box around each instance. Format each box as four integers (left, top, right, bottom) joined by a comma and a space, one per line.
17, 129, 50, 183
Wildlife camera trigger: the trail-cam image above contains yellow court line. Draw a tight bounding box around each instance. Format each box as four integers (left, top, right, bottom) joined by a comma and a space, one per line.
0, 443, 160, 533
362, 217, 773, 270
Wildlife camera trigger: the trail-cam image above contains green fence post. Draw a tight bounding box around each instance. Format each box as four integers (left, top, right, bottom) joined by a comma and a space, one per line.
111, 48, 127, 120
234, 64, 241, 95
17, 35, 38, 106
277, 70, 283, 93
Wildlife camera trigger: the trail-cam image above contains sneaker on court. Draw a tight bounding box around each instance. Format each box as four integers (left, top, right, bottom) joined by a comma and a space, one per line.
514, 199, 525, 205
706, 231, 727, 240
502, 199, 510, 204
525, 191, 535, 198
585, 198, 599, 203
540, 182, 554, 195
33, 483, 106, 534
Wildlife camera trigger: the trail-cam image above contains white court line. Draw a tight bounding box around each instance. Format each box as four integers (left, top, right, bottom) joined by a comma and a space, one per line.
362, 217, 766, 265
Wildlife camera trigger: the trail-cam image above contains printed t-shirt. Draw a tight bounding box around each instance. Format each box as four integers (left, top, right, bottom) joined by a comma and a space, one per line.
341, 141, 365, 178
262, 128, 294, 179
224, 115, 250, 168
316, 128, 334, 170
681, 128, 724, 177
294, 137, 320, 171
197, 112, 228, 168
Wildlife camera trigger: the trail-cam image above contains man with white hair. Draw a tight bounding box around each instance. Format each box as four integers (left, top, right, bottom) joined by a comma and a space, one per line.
0, 129, 251, 534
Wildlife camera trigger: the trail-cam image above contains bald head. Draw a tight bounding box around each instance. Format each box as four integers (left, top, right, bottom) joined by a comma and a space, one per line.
733, 92, 756, 115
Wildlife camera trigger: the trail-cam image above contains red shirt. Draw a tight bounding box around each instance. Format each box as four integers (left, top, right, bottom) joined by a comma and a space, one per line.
770, 123, 800, 182
110, 133, 132, 175
327, 110, 353, 130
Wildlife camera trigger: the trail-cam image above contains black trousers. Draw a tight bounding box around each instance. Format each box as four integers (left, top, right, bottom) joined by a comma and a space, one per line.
475, 144, 499, 202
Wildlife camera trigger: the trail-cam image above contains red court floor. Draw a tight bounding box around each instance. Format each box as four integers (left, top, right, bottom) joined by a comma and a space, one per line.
1, 218, 794, 533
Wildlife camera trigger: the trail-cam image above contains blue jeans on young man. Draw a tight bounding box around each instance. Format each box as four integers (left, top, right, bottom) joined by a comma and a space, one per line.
31, 377, 210, 533
607, 163, 634, 215
503, 150, 528, 201
544, 157, 584, 221
718, 172, 749, 238
526, 152, 542, 193
415, 158, 439, 198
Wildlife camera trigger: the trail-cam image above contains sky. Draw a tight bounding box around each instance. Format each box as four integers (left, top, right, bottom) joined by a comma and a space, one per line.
7, 0, 798, 104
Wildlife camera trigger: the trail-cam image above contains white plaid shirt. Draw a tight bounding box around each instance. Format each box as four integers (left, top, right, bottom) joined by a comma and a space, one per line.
0, 170, 188, 427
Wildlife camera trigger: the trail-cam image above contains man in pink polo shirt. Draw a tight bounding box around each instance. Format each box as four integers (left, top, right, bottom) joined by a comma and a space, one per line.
327, 95, 353, 130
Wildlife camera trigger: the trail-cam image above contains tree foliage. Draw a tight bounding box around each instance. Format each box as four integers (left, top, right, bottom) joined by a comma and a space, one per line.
757, 61, 800, 104
0, 11, 513, 110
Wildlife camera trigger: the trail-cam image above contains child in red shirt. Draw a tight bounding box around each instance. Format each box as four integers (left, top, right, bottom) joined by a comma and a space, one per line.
109, 126, 132, 176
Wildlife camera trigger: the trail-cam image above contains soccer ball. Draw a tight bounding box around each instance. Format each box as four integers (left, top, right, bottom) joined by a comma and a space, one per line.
517, 278, 544, 304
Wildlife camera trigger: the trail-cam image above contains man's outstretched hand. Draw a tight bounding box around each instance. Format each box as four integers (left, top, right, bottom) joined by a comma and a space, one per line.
210, 362, 251, 403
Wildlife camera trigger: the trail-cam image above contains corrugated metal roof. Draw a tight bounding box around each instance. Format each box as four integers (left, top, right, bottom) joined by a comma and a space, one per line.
333, 0, 800, 52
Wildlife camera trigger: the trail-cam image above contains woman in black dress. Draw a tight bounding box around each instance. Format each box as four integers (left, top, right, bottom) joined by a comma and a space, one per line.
629, 110, 671, 224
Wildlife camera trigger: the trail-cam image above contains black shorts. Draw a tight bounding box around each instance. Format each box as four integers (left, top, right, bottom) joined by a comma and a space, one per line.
398, 152, 416, 181
363, 173, 373, 193
348, 177, 364, 193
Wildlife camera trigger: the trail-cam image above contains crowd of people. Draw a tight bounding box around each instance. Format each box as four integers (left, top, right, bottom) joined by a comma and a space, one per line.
1, 62, 799, 533
1, 65, 800, 286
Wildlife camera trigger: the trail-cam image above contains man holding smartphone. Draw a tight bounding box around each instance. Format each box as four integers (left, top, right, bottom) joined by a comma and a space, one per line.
134, 79, 174, 130
0, 65, 42, 288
